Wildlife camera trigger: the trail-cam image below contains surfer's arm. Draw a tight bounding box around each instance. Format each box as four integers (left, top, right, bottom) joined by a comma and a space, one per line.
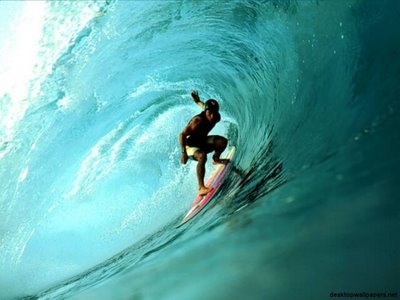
179, 117, 201, 164
191, 90, 205, 109
179, 131, 188, 155
179, 117, 199, 153
179, 129, 189, 164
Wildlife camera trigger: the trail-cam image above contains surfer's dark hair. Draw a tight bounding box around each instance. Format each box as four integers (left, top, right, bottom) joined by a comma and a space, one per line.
204, 99, 219, 111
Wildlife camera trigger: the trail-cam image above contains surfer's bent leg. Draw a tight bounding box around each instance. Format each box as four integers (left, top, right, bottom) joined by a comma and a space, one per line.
193, 150, 211, 196
208, 135, 228, 164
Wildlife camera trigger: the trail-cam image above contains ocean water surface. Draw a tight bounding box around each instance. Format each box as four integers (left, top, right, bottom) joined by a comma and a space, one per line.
0, 1, 399, 299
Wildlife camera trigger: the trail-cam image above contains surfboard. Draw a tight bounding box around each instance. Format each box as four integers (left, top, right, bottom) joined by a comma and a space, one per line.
177, 146, 236, 227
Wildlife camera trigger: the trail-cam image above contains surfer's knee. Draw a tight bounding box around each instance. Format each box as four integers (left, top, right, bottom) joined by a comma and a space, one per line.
214, 136, 227, 150
194, 150, 207, 163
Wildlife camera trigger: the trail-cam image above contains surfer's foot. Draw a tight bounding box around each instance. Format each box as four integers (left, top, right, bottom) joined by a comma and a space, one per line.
212, 157, 230, 165
198, 186, 211, 196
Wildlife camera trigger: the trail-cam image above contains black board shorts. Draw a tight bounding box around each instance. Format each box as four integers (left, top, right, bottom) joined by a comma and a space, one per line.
185, 136, 216, 158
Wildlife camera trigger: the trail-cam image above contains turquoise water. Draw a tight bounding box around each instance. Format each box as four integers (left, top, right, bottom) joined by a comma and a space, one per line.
0, 1, 399, 299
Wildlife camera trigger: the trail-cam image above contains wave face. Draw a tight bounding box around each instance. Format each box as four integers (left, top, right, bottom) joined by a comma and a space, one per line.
1, 1, 399, 299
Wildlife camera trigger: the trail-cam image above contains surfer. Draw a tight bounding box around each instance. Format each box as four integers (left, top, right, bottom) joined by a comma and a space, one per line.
179, 90, 229, 196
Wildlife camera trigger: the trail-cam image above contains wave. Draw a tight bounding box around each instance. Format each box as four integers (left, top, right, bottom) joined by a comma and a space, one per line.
1, 0, 399, 299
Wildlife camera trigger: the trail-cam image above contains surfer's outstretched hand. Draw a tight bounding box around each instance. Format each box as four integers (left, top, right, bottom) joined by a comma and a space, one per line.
191, 90, 199, 98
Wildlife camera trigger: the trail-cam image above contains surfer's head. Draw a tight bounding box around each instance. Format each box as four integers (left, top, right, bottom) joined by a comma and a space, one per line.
204, 99, 219, 112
